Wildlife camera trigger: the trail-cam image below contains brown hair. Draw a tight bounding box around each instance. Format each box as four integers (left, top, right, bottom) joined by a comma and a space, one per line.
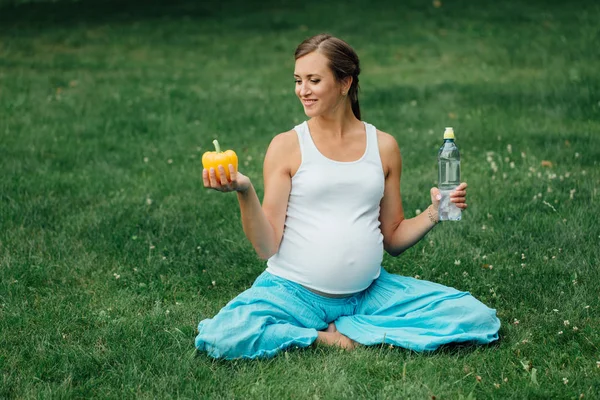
295, 34, 361, 120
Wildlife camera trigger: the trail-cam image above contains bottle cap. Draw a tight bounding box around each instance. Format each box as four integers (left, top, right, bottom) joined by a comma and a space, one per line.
443, 127, 455, 139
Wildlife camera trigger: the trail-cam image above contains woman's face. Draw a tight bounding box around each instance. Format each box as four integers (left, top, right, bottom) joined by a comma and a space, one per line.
294, 51, 347, 118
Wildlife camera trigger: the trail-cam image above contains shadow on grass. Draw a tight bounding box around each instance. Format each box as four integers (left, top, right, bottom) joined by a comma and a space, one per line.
0, 0, 322, 31
0, 0, 226, 27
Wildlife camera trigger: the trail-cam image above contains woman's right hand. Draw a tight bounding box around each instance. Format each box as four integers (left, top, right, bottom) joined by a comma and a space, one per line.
203, 165, 251, 193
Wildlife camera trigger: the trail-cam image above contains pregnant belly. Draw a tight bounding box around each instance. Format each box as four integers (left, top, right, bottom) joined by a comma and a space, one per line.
290, 225, 383, 292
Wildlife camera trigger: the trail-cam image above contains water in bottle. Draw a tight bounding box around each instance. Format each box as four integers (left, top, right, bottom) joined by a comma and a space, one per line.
438, 127, 461, 221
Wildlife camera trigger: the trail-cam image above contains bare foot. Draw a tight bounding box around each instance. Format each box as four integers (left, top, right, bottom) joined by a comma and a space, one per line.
316, 323, 357, 350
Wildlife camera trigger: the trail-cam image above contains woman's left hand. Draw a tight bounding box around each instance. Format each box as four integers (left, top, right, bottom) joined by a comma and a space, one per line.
430, 182, 468, 211
450, 182, 468, 209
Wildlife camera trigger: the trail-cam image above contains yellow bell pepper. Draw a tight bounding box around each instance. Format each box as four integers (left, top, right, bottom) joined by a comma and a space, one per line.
202, 139, 238, 181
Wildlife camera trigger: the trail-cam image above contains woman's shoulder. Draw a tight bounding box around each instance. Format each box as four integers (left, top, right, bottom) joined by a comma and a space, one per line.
268, 129, 300, 153
264, 129, 302, 174
372, 127, 401, 175
373, 128, 400, 153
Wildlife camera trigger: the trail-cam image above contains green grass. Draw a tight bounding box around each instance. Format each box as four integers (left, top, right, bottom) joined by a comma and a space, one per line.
1, 0, 599, 398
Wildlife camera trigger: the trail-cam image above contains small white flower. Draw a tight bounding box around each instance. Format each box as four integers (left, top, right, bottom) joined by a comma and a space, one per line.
211, 280, 216, 286
564, 320, 570, 326
573, 326, 579, 331
553, 309, 559, 312
414, 275, 421, 279
482, 255, 487, 260
415, 209, 422, 215
575, 152, 580, 158
143, 157, 149, 163
563, 378, 568, 385
454, 259, 461, 265
513, 319, 519, 325
510, 162, 515, 168
462, 271, 469, 277
584, 305, 590, 309
569, 189, 576, 199
167, 159, 173, 164
113, 273, 120, 279
558, 331, 563, 334
521, 263, 526, 267
146, 198, 152, 205
521, 253, 526, 260
521, 152, 526, 158
149, 245, 155, 249
482, 225, 487, 230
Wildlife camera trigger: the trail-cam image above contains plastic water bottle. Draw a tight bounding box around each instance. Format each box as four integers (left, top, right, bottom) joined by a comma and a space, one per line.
437, 127, 461, 221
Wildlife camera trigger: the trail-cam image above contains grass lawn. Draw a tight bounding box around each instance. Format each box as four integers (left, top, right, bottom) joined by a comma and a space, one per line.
1, 0, 599, 398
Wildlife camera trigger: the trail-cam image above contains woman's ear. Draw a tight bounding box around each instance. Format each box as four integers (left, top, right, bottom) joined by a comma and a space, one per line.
342, 76, 353, 93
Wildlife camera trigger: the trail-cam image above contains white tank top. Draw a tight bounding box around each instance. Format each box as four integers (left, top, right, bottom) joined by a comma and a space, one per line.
266, 121, 385, 294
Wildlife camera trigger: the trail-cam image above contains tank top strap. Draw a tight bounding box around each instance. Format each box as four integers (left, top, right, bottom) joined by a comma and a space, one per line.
293, 121, 320, 163
363, 121, 380, 163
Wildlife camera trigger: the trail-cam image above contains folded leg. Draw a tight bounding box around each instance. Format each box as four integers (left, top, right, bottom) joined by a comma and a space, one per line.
335, 268, 500, 352
195, 272, 328, 359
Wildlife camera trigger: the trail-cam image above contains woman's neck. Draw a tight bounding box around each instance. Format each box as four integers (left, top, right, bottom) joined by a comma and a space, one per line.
309, 103, 360, 139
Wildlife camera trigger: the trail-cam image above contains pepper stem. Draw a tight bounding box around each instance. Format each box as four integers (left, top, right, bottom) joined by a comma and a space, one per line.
212, 139, 221, 153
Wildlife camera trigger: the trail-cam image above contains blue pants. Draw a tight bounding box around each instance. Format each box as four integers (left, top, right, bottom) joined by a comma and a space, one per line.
195, 268, 500, 359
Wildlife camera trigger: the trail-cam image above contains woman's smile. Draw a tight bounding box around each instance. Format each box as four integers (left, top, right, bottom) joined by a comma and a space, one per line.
302, 99, 318, 106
